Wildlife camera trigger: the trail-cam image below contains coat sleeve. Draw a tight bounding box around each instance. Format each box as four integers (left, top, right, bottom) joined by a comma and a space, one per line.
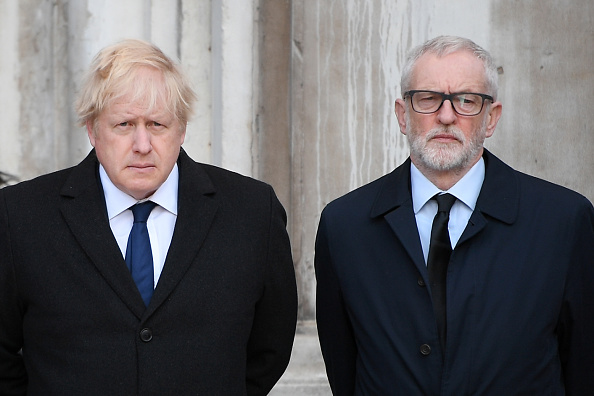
315, 209, 357, 395
557, 196, 594, 395
0, 189, 27, 395
245, 186, 297, 396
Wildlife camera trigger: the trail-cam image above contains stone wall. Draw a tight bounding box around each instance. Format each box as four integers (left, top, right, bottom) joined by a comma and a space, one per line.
1, 0, 592, 394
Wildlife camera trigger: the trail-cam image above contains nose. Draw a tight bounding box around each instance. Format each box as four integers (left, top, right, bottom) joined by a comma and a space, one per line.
133, 125, 152, 153
436, 99, 457, 125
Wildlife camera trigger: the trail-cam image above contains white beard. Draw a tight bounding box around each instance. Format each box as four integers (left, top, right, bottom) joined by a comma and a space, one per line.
406, 112, 487, 173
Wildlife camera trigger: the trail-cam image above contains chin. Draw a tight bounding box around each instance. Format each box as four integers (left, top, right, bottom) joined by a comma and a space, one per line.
125, 184, 158, 200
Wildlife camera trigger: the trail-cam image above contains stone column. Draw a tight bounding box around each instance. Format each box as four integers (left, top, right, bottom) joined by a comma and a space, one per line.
2, 1, 593, 395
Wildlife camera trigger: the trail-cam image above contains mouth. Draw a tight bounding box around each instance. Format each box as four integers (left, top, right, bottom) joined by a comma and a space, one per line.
128, 164, 156, 171
427, 129, 462, 144
430, 134, 459, 143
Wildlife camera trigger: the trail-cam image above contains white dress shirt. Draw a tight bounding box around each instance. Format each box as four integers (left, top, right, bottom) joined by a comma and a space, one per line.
99, 164, 178, 288
411, 158, 485, 264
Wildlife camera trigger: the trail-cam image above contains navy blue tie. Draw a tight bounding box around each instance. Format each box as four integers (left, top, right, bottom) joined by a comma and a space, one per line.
125, 201, 157, 306
427, 193, 457, 353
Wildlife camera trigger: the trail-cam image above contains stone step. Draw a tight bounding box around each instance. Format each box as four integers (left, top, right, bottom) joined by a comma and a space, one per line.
269, 321, 332, 395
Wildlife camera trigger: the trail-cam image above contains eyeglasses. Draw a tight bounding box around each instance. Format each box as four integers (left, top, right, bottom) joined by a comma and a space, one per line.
404, 90, 494, 116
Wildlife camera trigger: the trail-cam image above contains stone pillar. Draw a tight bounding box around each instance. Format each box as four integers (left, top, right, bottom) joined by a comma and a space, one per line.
2, 1, 593, 395
488, 0, 594, 199
179, 0, 213, 164
211, 0, 255, 176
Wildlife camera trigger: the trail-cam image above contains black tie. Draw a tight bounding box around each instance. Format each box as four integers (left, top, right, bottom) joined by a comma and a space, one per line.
125, 201, 157, 306
427, 193, 456, 352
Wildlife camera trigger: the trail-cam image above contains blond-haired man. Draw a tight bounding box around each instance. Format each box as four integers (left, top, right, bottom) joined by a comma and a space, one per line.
0, 39, 297, 395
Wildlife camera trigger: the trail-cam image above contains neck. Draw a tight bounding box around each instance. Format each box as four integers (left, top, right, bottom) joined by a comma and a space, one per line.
411, 154, 482, 191
422, 170, 464, 191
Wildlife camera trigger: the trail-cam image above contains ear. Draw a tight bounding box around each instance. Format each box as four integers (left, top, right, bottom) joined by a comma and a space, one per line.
484, 101, 502, 138
395, 99, 408, 135
179, 123, 187, 146
86, 120, 96, 147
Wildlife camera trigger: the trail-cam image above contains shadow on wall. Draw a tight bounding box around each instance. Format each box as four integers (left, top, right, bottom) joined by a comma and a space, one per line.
0, 172, 17, 188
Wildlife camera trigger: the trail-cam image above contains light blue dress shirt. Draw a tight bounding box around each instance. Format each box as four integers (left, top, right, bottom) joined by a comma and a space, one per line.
99, 164, 179, 288
411, 158, 485, 264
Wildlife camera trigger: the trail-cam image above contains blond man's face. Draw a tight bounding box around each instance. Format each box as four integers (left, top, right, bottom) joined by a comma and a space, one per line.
87, 68, 185, 200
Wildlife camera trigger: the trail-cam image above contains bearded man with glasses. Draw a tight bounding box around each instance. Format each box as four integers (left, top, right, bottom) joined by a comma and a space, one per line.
315, 35, 594, 395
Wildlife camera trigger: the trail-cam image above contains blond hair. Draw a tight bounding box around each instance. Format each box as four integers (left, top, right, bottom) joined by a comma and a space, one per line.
75, 39, 196, 127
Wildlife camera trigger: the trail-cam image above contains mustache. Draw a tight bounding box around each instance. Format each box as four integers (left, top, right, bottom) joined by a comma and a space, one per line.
425, 126, 465, 142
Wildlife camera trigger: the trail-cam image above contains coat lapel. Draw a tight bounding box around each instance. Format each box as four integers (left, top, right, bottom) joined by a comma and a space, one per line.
370, 159, 427, 277
366, 151, 520, 287
146, 151, 219, 315
59, 151, 147, 319
457, 150, 519, 246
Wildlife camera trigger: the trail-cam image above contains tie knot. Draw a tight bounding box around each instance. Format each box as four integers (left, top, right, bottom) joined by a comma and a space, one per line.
434, 193, 456, 213
130, 201, 157, 223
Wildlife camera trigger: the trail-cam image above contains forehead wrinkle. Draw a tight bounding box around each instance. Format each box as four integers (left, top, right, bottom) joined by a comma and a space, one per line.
412, 52, 488, 94
413, 74, 485, 94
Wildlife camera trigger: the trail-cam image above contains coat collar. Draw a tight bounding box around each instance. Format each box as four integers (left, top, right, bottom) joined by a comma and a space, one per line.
457, 149, 519, 246
59, 150, 149, 317
59, 149, 220, 320
369, 157, 413, 219
474, 149, 519, 225
367, 149, 520, 270
146, 150, 219, 317
369, 149, 519, 225
369, 157, 426, 271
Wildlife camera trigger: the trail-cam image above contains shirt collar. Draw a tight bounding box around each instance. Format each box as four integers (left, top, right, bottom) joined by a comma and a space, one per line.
100, 163, 179, 220
411, 157, 485, 214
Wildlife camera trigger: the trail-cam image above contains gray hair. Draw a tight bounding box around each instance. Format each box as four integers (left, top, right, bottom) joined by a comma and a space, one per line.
400, 36, 499, 99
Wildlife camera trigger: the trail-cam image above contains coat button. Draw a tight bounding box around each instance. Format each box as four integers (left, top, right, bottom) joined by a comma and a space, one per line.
140, 328, 153, 342
417, 277, 426, 287
420, 344, 431, 356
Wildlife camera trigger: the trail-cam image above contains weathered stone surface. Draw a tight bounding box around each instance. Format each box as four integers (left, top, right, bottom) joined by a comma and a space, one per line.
2, 1, 593, 393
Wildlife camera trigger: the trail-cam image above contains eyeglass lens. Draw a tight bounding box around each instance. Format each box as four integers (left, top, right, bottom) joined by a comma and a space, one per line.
412, 92, 485, 115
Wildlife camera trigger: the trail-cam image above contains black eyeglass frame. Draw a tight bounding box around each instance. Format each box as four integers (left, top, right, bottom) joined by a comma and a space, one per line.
404, 90, 494, 116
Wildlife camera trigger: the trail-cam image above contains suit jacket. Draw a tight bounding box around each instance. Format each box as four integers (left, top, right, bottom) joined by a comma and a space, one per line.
315, 150, 594, 395
0, 149, 297, 395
